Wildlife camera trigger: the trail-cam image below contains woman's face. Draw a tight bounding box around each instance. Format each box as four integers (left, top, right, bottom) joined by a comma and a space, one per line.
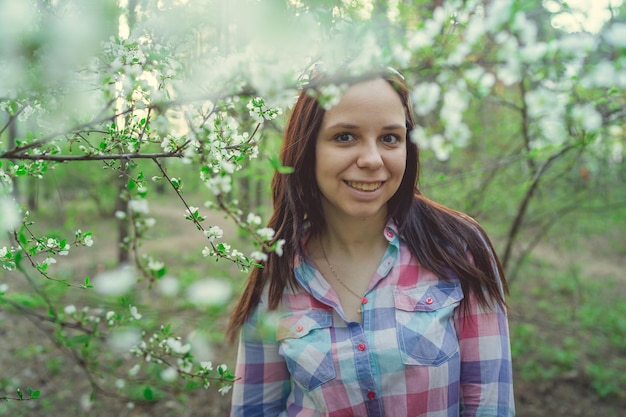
315, 78, 407, 223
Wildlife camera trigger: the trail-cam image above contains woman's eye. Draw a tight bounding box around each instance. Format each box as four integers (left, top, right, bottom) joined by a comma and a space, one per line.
381, 134, 400, 144
335, 133, 354, 143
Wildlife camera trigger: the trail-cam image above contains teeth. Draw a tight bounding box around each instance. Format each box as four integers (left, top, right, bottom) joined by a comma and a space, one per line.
346, 181, 382, 191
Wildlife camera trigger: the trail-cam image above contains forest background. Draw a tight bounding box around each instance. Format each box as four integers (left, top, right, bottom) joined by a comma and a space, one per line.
0, 0, 625, 416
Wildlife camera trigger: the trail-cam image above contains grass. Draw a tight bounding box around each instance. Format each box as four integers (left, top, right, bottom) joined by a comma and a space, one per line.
508, 253, 626, 401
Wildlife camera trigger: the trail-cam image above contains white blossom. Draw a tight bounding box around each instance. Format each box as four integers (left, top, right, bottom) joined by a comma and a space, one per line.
572, 103, 602, 132
557, 33, 597, 55
64, 305, 77, 315
447, 43, 471, 66
274, 239, 286, 257
246, 213, 262, 226
250, 251, 268, 262
93, 265, 137, 296
129, 305, 142, 320
80, 394, 93, 412
444, 121, 471, 147
485, 0, 513, 32
440, 88, 469, 127
147, 257, 164, 271
166, 337, 191, 355
128, 199, 149, 214
185, 278, 233, 306
177, 357, 193, 374
42, 257, 57, 267
128, 364, 141, 376
205, 175, 232, 195
582, 60, 616, 88
525, 87, 563, 119
158, 276, 180, 297
465, 15, 486, 45
256, 227, 275, 242
431, 134, 453, 161
204, 225, 224, 242
604, 22, 626, 48
316, 83, 346, 110
108, 328, 141, 353
407, 29, 432, 50
411, 82, 441, 116
200, 361, 214, 371
161, 367, 178, 382
0, 197, 20, 232
0, 283, 7, 293
58, 243, 70, 256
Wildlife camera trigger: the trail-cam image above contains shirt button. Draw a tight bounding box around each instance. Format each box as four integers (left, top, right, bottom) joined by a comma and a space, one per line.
296, 325, 303, 332
386, 230, 393, 238
425, 296, 433, 305
367, 391, 376, 400
361, 297, 368, 305
358, 343, 366, 351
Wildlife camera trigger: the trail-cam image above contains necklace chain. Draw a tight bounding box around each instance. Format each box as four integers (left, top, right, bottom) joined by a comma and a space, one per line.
319, 239, 365, 314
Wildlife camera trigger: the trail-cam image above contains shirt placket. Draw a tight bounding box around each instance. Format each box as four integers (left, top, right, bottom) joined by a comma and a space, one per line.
350, 226, 398, 417
349, 322, 385, 416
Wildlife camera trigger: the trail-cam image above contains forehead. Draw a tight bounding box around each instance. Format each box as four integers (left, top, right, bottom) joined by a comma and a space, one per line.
322, 78, 406, 124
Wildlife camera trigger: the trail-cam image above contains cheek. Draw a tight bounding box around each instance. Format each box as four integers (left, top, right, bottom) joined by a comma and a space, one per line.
391, 150, 408, 178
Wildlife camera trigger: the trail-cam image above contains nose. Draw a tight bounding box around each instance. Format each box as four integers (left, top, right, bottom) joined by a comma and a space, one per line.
356, 140, 383, 169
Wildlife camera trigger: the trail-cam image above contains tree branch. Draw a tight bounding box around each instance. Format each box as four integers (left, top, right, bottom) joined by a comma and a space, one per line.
0, 151, 184, 162
501, 143, 576, 270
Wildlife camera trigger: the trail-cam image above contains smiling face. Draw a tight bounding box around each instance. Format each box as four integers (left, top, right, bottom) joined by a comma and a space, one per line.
315, 78, 407, 223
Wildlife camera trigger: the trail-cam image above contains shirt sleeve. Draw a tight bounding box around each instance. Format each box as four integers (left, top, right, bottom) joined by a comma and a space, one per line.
230, 299, 291, 417
455, 245, 515, 416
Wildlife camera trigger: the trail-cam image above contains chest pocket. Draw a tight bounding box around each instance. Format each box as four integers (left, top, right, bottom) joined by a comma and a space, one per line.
394, 281, 464, 366
277, 309, 336, 391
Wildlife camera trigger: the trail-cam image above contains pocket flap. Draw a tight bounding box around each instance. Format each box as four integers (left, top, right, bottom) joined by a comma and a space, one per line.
276, 310, 333, 341
394, 282, 464, 312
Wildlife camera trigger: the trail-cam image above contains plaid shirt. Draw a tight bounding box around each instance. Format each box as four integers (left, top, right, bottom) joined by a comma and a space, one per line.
230, 223, 515, 417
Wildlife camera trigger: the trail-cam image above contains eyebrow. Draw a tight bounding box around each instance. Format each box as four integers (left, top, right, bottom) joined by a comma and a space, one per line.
326, 122, 406, 130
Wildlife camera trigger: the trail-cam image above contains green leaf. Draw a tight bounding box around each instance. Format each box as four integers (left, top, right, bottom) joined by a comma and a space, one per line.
156, 267, 166, 279
83, 276, 93, 289
67, 334, 91, 347
6, 293, 44, 308
269, 155, 293, 174
17, 230, 27, 245
143, 386, 153, 401
26, 387, 40, 399
16, 388, 22, 400
14, 165, 27, 176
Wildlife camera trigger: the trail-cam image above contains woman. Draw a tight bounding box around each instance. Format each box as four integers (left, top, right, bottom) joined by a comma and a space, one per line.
227, 68, 515, 416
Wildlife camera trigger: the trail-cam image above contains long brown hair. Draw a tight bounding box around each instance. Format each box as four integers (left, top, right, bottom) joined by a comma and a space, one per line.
226, 69, 508, 342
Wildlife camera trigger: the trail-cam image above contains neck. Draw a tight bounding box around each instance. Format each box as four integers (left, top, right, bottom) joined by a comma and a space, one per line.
319, 212, 388, 258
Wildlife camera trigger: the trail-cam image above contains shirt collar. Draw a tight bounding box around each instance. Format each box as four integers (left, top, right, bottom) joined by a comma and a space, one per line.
293, 221, 401, 302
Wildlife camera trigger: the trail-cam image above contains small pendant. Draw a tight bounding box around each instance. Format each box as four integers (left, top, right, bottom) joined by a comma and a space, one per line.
357, 307, 362, 314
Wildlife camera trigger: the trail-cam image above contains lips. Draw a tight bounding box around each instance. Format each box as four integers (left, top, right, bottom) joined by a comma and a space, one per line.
345, 181, 383, 191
